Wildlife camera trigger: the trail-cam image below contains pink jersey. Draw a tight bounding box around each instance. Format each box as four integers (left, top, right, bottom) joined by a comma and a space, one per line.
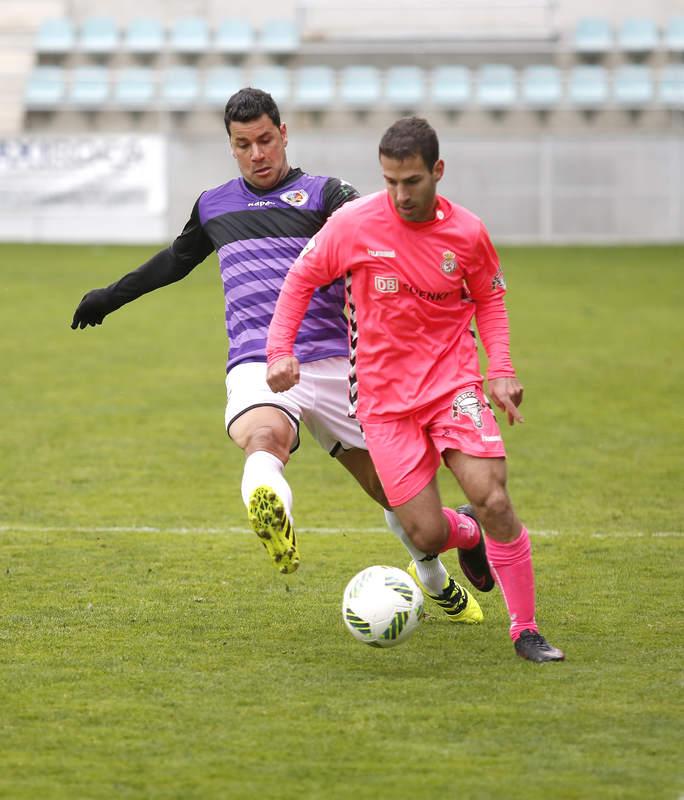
267, 191, 515, 422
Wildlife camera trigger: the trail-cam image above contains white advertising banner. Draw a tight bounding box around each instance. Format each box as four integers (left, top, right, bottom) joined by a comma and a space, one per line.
0, 135, 167, 243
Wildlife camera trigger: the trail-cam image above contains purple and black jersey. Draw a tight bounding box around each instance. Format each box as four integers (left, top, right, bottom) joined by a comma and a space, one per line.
198, 170, 355, 371
103, 168, 359, 373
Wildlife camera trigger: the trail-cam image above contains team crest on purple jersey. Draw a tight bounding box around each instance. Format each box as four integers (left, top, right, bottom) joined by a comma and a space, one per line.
452, 390, 485, 428
280, 189, 309, 207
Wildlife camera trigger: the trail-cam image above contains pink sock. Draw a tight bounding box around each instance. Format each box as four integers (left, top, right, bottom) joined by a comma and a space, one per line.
439, 507, 481, 552
485, 527, 538, 641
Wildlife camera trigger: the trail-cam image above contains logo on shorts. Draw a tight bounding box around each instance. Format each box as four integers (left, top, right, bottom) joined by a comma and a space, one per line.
452, 391, 485, 429
280, 189, 309, 207
441, 250, 458, 274
374, 276, 399, 293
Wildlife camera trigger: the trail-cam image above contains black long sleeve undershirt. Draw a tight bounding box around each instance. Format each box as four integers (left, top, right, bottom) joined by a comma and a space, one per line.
104, 198, 214, 311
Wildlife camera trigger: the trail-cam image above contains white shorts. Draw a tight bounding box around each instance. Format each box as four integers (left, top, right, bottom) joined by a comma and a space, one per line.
225, 357, 366, 455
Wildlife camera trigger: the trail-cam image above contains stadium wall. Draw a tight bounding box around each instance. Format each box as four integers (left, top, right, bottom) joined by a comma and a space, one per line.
168, 133, 683, 244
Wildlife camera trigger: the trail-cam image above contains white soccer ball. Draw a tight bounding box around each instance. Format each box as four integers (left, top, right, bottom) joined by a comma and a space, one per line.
342, 565, 424, 648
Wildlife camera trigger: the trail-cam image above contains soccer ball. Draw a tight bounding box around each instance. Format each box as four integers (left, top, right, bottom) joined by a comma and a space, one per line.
342, 565, 424, 648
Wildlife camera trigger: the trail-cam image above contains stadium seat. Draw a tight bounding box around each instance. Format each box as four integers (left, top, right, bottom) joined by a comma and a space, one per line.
251, 66, 290, 105
659, 64, 684, 108
521, 65, 562, 108
124, 18, 164, 55
161, 66, 199, 109
170, 17, 209, 54
79, 17, 118, 55
573, 17, 613, 54
204, 66, 245, 107
259, 19, 299, 55
24, 66, 65, 109
664, 17, 684, 52
568, 65, 608, 107
70, 66, 110, 107
35, 17, 75, 54
114, 67, 156, 108
340, 66, 381, 109
214, 19, 254, 55
293, 66, 335, 109
476, 65, 517, 109
613, 65, 654, 107
618, 18, 659, 53
431, 66, 471, 109
384, 66, 425, 109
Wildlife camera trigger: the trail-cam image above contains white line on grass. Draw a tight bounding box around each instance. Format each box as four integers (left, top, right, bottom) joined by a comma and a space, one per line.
0, 524, 682, 538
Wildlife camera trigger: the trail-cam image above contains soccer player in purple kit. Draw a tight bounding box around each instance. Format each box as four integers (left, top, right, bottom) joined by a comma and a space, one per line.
70, 88, 487, 624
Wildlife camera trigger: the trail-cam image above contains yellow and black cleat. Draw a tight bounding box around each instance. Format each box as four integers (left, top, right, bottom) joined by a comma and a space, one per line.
407, 561, 483, 624
248, 486, 300, 574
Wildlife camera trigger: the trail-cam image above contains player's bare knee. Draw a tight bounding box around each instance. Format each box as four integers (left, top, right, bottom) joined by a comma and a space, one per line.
243, 425, 291, 462
404, 522, 442, 555
474, 486, 510, 522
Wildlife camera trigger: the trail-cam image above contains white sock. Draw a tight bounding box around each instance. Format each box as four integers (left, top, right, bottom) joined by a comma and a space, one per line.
241, 451, 294, 523
384, 509, 448, 594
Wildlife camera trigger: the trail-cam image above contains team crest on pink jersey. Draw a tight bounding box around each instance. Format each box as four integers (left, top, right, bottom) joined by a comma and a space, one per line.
441, 250, 458, 274
280, 189, 309, 207
452, 391, 484, 428
491, 266, 506, 290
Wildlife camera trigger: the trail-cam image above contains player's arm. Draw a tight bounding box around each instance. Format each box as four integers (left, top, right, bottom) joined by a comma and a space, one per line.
466, 223, 524, 425
266, 221, 348, 392
70, 198, 214, 329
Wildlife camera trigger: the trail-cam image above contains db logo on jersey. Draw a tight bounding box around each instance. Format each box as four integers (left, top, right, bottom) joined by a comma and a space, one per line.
374, 276, 399, 293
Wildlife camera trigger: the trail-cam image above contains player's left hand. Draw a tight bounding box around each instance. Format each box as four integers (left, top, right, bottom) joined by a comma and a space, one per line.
488, 376, 524, 426
266, 356, 301, 393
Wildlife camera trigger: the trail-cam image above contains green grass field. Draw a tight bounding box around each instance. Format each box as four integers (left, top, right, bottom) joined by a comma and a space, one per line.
1, 243, 682, 799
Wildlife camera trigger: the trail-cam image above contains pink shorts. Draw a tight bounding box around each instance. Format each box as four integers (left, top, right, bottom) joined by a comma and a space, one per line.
361, 384, 506, 507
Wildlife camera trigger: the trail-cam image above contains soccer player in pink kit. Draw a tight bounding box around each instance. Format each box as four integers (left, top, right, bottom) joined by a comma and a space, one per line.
266, 117, 564, 662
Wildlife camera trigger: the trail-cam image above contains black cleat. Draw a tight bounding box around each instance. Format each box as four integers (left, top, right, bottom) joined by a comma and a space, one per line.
455, 504, 495, 592
514, 629, 565, 663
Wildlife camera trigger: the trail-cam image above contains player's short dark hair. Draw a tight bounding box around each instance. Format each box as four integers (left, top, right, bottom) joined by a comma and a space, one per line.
378, 117, 440, 171
224, 88, 281, 136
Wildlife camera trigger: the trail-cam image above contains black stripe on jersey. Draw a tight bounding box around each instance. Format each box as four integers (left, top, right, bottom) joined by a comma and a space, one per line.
204, 208, 329, 248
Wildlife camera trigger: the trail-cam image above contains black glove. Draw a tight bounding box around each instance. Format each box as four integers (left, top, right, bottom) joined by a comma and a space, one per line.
70, 288, 116, 329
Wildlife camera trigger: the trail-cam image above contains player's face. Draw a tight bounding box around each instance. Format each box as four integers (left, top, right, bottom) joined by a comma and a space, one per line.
229, 114, 290, 189
380, 153, 444, 223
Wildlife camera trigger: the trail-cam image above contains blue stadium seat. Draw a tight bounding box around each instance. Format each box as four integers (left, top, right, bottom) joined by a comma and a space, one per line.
384, 66, 425, 109
476, 65, 517, 109
114, 67, 156, 108
431, 66, 471, 108
251, 66, 290, 105
79, 16, 118, 55
204, 66, 245, 107
521, 65, 562, 108
618, 18, 659, 53
568, 65, 608, 107
259, 19, 299, 55
664, 17, 684, 52
24, 66, 65, 109
214, 19, 254, 55
35, 17, 75, 54
293, 66, 335, 109
161, 66, 199, 109
70, 66, 110, 107
613, 65, 653, 107
340, 66, 381, 109
124, 18, 164, 55
659, 64, 684, 108
170, 17, 209, 54
573, 18, 613, 54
